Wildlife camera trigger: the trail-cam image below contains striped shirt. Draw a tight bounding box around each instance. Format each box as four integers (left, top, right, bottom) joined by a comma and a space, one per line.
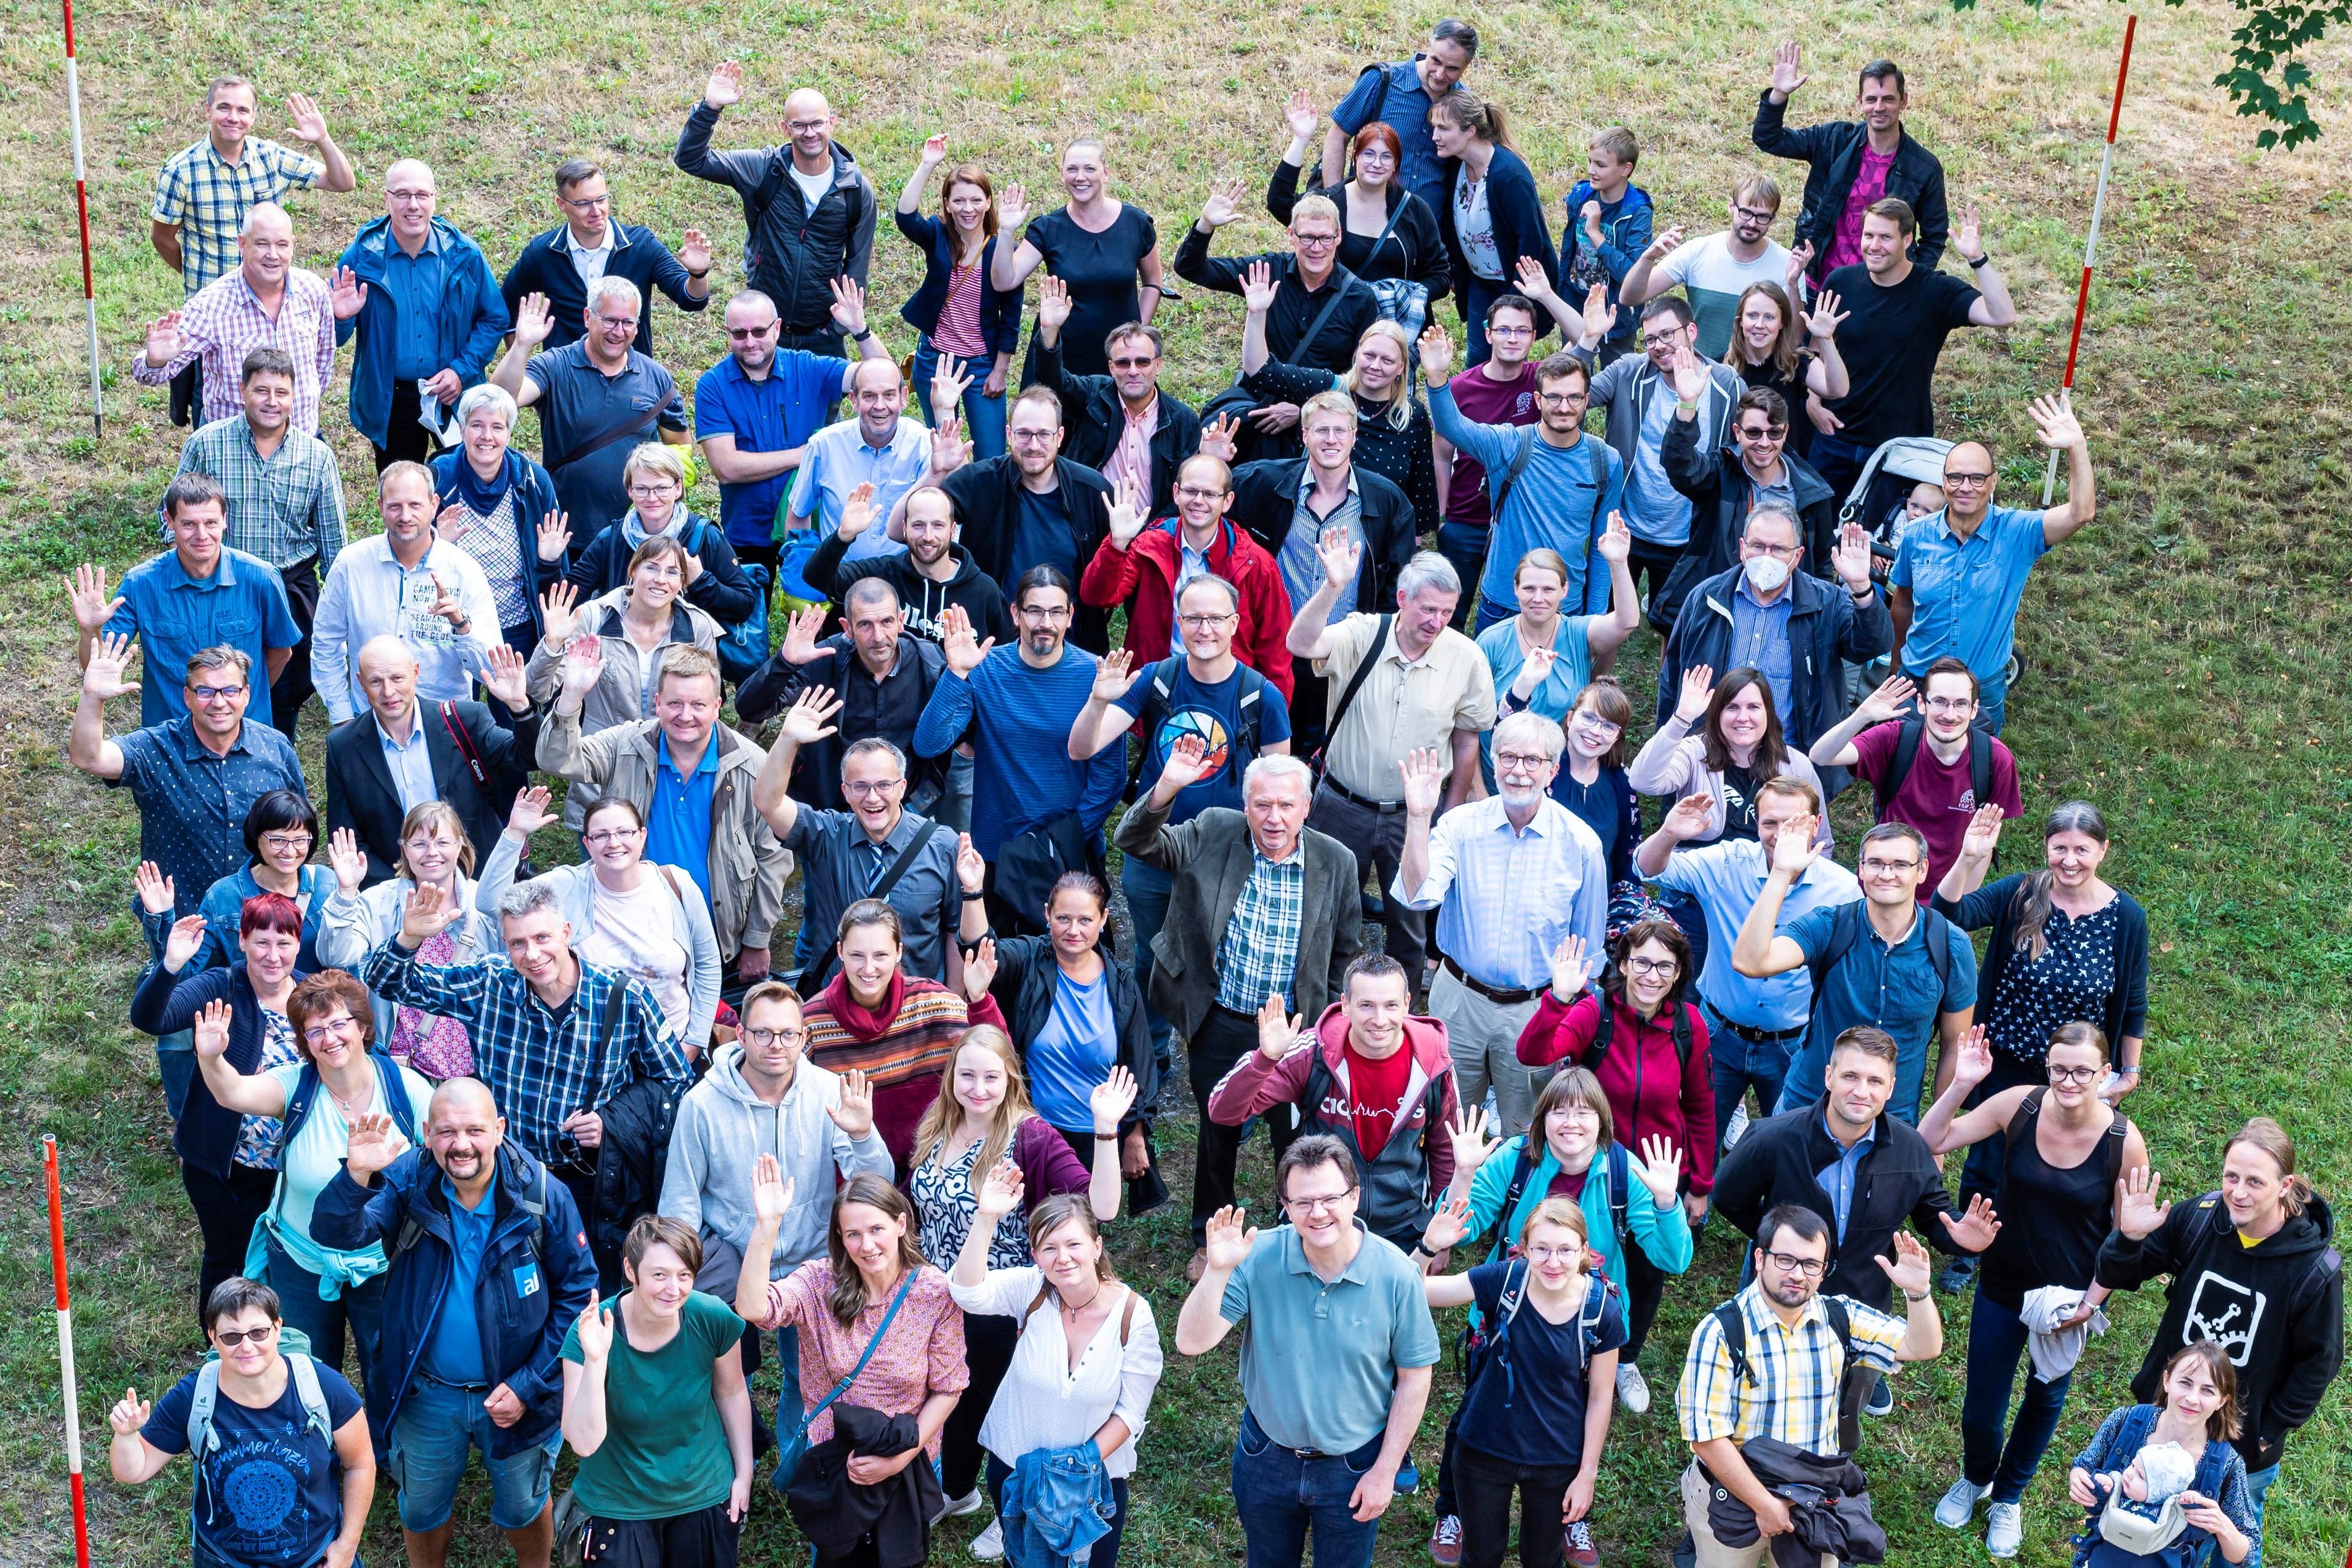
1214, 847, 1306, 1013
802, 981, 976, 1089
168, 415, 348, 568
932, 261, 988, 360
130, 266, 338, 434
150, 137, 324, 295
1676, 1281, 1906, 1456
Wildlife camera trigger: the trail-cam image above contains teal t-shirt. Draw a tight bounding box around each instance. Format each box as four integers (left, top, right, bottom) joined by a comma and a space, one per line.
560, 1288, 745, 1519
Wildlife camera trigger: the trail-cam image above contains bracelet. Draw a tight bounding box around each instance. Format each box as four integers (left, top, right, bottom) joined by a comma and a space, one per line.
960, 889, 986, 901
686, 268, 711, 279
1966, 253, 1991, 270
853, 327, 875, 341
1904, 1288, 1931, 1302
1094, 1131, 1120, 1142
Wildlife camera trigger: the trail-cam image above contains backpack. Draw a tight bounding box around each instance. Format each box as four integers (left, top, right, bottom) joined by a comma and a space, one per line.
1128, 656, 1270, 795
1713, 1294, 1875, 1455
1491, 429, 1609, 556
685, 518, 773, 683
1802, 900, 1956, 1000
393, 1152, 552, 1268
2191, 1195, 2343, 1326
1581, 989, 1695, 1078
2078, 1404, 2238, 1568
1878, 719, 1993, 821
1465, 1257, 1617, 1411
273, 1050, 420, 1169
1480, 1138, 1630, 1265
188, 1343, 337, 1513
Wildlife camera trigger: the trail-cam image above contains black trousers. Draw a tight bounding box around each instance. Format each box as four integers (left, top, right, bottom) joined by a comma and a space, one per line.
1624, 538, 1682, 628
939, 1312, 1018, 1500
1289, 659, 1330, 763
372, 380, 437, 472
1187, 1005, 1298, 1244
170, 359, 205, 428
1622, 1235, 1668, 1359
1455, 1443, 1577, 1568
582, 1499, 740, 1568
1306, 784, 1426, 977
268, 555, 321, 736
185, 1160, 276, 1326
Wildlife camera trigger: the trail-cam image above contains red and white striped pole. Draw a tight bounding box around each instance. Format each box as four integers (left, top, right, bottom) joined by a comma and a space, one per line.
47, 1136, 94, 1568
2044, 13, 2136, 503
60, 0, 103, 438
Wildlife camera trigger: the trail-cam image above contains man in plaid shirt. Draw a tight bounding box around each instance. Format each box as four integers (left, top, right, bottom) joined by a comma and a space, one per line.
361, 877, 692, 1226
133, 202, 345, 436
149, 74, 355, 425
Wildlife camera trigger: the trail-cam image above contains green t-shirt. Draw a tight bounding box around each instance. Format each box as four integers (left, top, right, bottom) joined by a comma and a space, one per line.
560, 1289, 745, 1519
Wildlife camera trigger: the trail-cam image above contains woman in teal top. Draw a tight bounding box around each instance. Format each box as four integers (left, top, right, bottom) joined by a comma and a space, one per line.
1475, 531, 1641, 780
561, 1215, 753, 1568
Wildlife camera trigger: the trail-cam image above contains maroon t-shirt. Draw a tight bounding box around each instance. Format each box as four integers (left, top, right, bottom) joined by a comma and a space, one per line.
1850, 721, 2024, 899
1442, 361, 1541, 527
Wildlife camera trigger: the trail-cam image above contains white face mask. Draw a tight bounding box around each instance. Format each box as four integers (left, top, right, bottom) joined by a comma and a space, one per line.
1743, 554, 1792, 594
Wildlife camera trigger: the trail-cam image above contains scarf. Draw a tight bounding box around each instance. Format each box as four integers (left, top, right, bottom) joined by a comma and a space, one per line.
450, 448, 526, 519
822, 970, 909, 1039
621, 505, 696, 552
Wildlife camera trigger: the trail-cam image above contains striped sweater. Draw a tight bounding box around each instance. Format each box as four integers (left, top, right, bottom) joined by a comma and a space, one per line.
805, 972, 1008, 1165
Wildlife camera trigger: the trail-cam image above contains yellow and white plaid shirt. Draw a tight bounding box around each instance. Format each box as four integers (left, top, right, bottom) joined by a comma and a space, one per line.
1676, 1281, 1907, 1456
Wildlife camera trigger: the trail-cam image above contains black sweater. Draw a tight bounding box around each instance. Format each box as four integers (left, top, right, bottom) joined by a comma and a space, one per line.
1237, 362, 1441, 538
803, 532, 1016, 651
563, 512, 761, 626
1172, 229, 1379, 375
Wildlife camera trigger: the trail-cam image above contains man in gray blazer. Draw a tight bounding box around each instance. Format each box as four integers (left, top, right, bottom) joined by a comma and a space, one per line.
1115, 741, 1362, 1278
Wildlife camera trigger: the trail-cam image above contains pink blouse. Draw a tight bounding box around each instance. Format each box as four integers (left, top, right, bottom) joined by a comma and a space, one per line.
759, 1262, 968, 1453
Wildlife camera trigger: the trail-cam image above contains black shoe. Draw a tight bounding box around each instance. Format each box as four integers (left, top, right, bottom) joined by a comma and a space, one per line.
1938, 1255, 1980, 1295
1864, 1371, 1894, 1417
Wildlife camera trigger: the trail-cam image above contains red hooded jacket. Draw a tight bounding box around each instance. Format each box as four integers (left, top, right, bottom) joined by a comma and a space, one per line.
1078, 517, 1295, 699
1206, 1001, 1459, 1197
1517, 988, 1716, 1195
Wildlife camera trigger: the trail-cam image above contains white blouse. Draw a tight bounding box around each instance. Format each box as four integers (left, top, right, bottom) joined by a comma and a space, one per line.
946, 1267, 1164, 1479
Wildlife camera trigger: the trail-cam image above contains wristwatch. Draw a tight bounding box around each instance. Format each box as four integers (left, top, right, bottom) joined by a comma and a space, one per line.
1966, 252, 1991, 270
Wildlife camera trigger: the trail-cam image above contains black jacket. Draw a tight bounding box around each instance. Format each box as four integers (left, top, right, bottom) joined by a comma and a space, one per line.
1236, 363, 1441, 536
1034, 336, 1202, 520
499, 222, 708, 354
562, 512, 762, 626
989, 935, 1158, 1121
804, 530, 1015, 650
2097, 1189, 2343, 1470
892, 210, 1022, 356
1704, 1438, 1886, 1566
584, 1073, 679, 1293
674, 108, 879, 333
1655, 566, 1892, 754
736, 634, 950, 811
1171, 230, 1379, 374
1711, 1096, 1969, 1311
1227, 456, 1417, 610
130, 960, 289, 1180
1660, 416, 1843, 620
784, 1404, 941, 1568
1265, 160, 1451, 303
324, 699, 541, 886
1433, 144, 1559, 302
1750, 92, 1950, 274
937, 456, 1116, 653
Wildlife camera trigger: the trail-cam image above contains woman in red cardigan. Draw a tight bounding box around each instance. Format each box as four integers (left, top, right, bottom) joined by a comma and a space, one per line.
1513, 917, 1714, 1414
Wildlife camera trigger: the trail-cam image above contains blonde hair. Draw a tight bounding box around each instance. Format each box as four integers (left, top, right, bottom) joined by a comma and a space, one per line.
908, 1026, 1040, 1187
1518, 1195, 1592, 1251
1341, 321, 1417, 431
621, 442, 688, 491
397, 801, 477, 881
2225, 1118, 2317, 1218
1290, 193, 1341, 233
1299, 389, 1358, 431
1514, 548, 1571, 587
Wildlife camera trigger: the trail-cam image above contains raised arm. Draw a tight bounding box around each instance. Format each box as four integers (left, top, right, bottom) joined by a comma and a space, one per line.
67, 632, 135, 780
191, 1000, 296, 1116
1067, 646, 1148, 759
751, 685, 842, 841
1635, 790, 1715, 878
1952, 206, 2017, 328
988, 183, 1041, 292
488, 293, 556, 404
1617, 225, 1683, 309
1916, 1027, 2011, 1155
1173, 1206, 1256, 1355
1283, 527, 1363, 660
2028, 391, 2095, 543
1934, 805, 2004, 904
1809, 672, 1913, 770
1728, 820, 1821, 977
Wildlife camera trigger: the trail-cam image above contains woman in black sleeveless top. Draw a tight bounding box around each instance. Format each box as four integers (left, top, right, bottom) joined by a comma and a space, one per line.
1918, 1022, 2150, 1557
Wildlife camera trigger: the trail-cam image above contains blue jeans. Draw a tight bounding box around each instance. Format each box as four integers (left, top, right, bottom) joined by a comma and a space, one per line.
1434, 523, 1488, 630
933, 750, 976, 834
1472, 594, 1513, 634
1704, 999, 1793, 1155
265, 1232, 387, 1390
1806, 432, 1875, 504
1959, 1291, 2073, 1503
2196, 1464, 2277, 1567
1120, 854, 1174, 1071
1972, 680, 2009, 738
913, 335, 1008, 460
388, 1375, 560, 1531
1232, 1411, 1385, 1568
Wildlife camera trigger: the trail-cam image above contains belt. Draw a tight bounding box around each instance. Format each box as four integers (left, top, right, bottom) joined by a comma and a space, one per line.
1716, 1016, 1808, 1045
417, 1372, 493, 1393
1320, 778, 1408, 814
1440, 956, 1542, 1006
1244, 1411, 1347, 1462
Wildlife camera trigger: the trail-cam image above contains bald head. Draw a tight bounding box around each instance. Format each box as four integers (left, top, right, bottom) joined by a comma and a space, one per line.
1942, 440, 1997, 525
426, 1077, 504, 1187
237, 202, 295, 289
782, 89, 837, 167
385, 159, 439, 245
429, 1076, 498, 1129
357, 634, 421, 725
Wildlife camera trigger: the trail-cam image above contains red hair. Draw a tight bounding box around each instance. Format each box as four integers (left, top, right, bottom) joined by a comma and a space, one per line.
1352, 122, 1404, 164
240, 891, 303, 939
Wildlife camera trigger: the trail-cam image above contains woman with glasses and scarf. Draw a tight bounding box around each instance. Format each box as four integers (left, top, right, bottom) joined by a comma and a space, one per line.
564, 443, 761, 630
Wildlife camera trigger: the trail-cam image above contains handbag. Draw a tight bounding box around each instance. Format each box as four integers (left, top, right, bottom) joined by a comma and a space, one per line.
771, 1270, 919, 1490
712, 539, 773, 683
552, 1486, 595, 1566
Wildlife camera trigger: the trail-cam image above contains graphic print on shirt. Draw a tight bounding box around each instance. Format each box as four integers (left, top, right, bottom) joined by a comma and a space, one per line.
209, 1419, 322, 1560
1158, 707, 1232, 777
401, 573, 455, 646
2182, 1270, 2265, 1366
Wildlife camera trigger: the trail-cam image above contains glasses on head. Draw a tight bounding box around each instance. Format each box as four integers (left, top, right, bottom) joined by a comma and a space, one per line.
1761, 1251, 1827, 1278
1624, 955, 1678, 977
1494, 750, 1554, 776
842, 778, 905, 798
213, 1323, 279, 1348
1921, 696, 1975, 713
743, 1026, 808, 1049
258, 830, 312, 852
2048, 1063, 2101, 1085
1859, 857, 1922, 875
190, 684, 249, 702
1942, 471, 1993, 490
1536, 391, 1588, 408
1178, 612, 1237, 630
583, 826, 645, 846
1282, 1187, 1359, 1216
300, 1014, 358, 1044
562, 193, 612, 210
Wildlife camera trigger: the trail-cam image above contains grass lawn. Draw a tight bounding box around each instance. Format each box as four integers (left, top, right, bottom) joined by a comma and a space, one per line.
0, 0, 2348, 1563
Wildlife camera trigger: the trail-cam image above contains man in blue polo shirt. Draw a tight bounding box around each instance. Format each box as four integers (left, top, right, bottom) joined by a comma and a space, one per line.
1889, 391, 2094, 736
1638, 774, 1860, 1155
696, 282, 896, 573
1320, 20, 1480, 211
74, 472, 300, 732
1733, 819, 1977, 1125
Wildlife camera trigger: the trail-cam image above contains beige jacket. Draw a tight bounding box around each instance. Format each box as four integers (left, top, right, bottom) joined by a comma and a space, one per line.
525, 589, 721, 827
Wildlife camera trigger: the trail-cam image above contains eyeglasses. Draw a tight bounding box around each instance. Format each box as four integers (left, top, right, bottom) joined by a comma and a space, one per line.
627, 481, 681, 496
727, 324, 779, 341
1008, 428, 1059, 445
561, 193, 612, 210
1761, 1251, 1827, 1278
1942, 471, 1993, 490
1732, 205, 1778, 225
1178, 612, 1237, 630
1624, 955, 1678, 977
190, 684, 249, 701
786, 118, 832, 134
2047, 1064, 2101, 1084
594, 314, 639, 332
1175, 484, 1226, 501
1015, 604, 1072, 622
1747, 541, 1803, 559
743, 1026, 808, 1049
842, 778, 905, 797
1494, 750, 1554, 775
258, 830, 312, 852
1282, 1188, 1358, 1215
301, 1016, 357, 1044
1859, 858, 1922, 875
1921, 696, 1976, 713
213, 1323, 279, 1347
1536, 391, 1589, 408
583, 827, 645, 846
1108, 355, 1157, 370
1737, 426, 1787, 443
1640, 331, 1684, 351
1488, 322, 1536, 339
1293, 233, 1340, 249
1521, 1244, 1585, 1264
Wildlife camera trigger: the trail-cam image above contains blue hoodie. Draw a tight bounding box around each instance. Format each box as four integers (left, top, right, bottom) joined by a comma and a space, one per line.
335, 215, 509, 448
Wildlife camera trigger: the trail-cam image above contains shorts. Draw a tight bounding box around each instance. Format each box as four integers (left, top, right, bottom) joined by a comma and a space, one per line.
389, 1375, 560, 1531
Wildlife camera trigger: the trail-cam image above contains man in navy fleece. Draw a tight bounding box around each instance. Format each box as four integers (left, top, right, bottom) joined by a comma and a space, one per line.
913, 566, 1125, 929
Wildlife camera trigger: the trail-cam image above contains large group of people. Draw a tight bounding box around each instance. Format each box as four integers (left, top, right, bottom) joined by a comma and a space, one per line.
90, 28, 2338, 1568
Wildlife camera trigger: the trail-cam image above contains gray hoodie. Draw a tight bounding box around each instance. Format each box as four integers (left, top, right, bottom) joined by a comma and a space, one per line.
658, 1043, 893, 1275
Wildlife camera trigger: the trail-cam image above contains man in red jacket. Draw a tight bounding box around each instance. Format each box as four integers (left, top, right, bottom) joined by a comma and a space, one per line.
1079, 453, 1294, 696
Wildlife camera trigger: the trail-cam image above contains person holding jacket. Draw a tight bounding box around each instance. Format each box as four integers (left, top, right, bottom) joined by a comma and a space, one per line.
677, 63, 879, 356
1514, 921, 1716, 1412
525, 573, 721, 829
896, 136, 1022, 457
560, 444, 763, 631
1750, 44, 1949, 286
429, 384, 569, 653
332, 161, 511, 471
2085, 1120, 2344, 1536
1206, 952, 1463, 1256
313, 1076, 597, 1568
1428, 90, 1556, 366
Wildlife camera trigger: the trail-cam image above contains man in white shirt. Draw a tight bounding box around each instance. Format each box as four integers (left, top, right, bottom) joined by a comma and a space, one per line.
309, 463, 500, 724
1617, 175, 1799, 359
786, 359, 946, 564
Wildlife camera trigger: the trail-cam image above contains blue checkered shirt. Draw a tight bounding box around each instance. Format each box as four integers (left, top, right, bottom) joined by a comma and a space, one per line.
167, 416, 348, 568
361, 941, 690, 1164
1214, 846, 1306, 1013
151, 137, 324, 295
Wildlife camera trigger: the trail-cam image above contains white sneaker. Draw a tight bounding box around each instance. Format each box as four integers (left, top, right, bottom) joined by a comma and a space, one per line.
1724, 1102, 1751, 1148
1986, 1502, 2023, 1558
1614, 1359, 1651, 1415
1934, 1477, 1987, 1529
970, 1519, 1005, 1561
938, 1488, 984, 1520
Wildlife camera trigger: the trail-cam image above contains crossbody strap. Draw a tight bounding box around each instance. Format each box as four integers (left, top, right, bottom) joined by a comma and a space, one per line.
805, 1270, 919, 1430
439, 700, 492, 790
1322, 615, 1392, 750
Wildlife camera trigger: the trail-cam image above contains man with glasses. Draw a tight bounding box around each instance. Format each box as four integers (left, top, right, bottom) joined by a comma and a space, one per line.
1734, 820, 1978, 1128
1322, 19, 1481, 209
490, 278, 691, 554
1577, 297, 1745, 633
1178, 1134, 1438, 1568
1662, 384, 1841, 613
1888, 392, 2093, 736
1035, 292, 1203, 520
740, 575, 947, 801
1618, 177, 1798, 360
1675, 1201, 1943, 1567
1427, 292, 1543, 626
1651, 504, 1889, 764
696, 284, 894, 573
1423, 321, 1625, 632
1807, 661, 2022, 891
1393, 715, 1605, 1138
500, 157, 712, 354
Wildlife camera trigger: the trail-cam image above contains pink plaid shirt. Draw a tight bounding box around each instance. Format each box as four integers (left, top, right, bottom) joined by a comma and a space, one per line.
132, 265, 337, 434
1101, 392, 1158, 500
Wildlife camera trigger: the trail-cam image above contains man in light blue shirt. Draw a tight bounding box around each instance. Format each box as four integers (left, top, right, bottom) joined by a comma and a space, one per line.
310, 464, 501, 725
1638, 772, 1859, 1153
1395, 712, 1606, 1137
786, 359, 939, 564
1889, 392, 2095, 736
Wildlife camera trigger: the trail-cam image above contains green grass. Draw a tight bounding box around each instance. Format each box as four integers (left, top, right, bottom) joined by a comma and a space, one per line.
0, 0, 2348, 1563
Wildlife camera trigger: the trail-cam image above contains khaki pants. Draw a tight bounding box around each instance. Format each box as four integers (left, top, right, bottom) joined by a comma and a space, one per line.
1680, 1462, 1835, 1568
1429, 968, 1545, 1138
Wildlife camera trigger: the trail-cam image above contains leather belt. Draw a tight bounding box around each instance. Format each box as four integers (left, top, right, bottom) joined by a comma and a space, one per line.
1440, 956, 1542, 1006
1320, 777, 1408, 814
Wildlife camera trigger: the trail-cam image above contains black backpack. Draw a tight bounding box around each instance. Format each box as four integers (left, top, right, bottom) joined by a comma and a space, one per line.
1127, 656, 1270, 795
1802, 900, 1956, 999
1877, 718, 1993, 820
1713, 1294, 1875, 1455
1580, 989, 1696, 1077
